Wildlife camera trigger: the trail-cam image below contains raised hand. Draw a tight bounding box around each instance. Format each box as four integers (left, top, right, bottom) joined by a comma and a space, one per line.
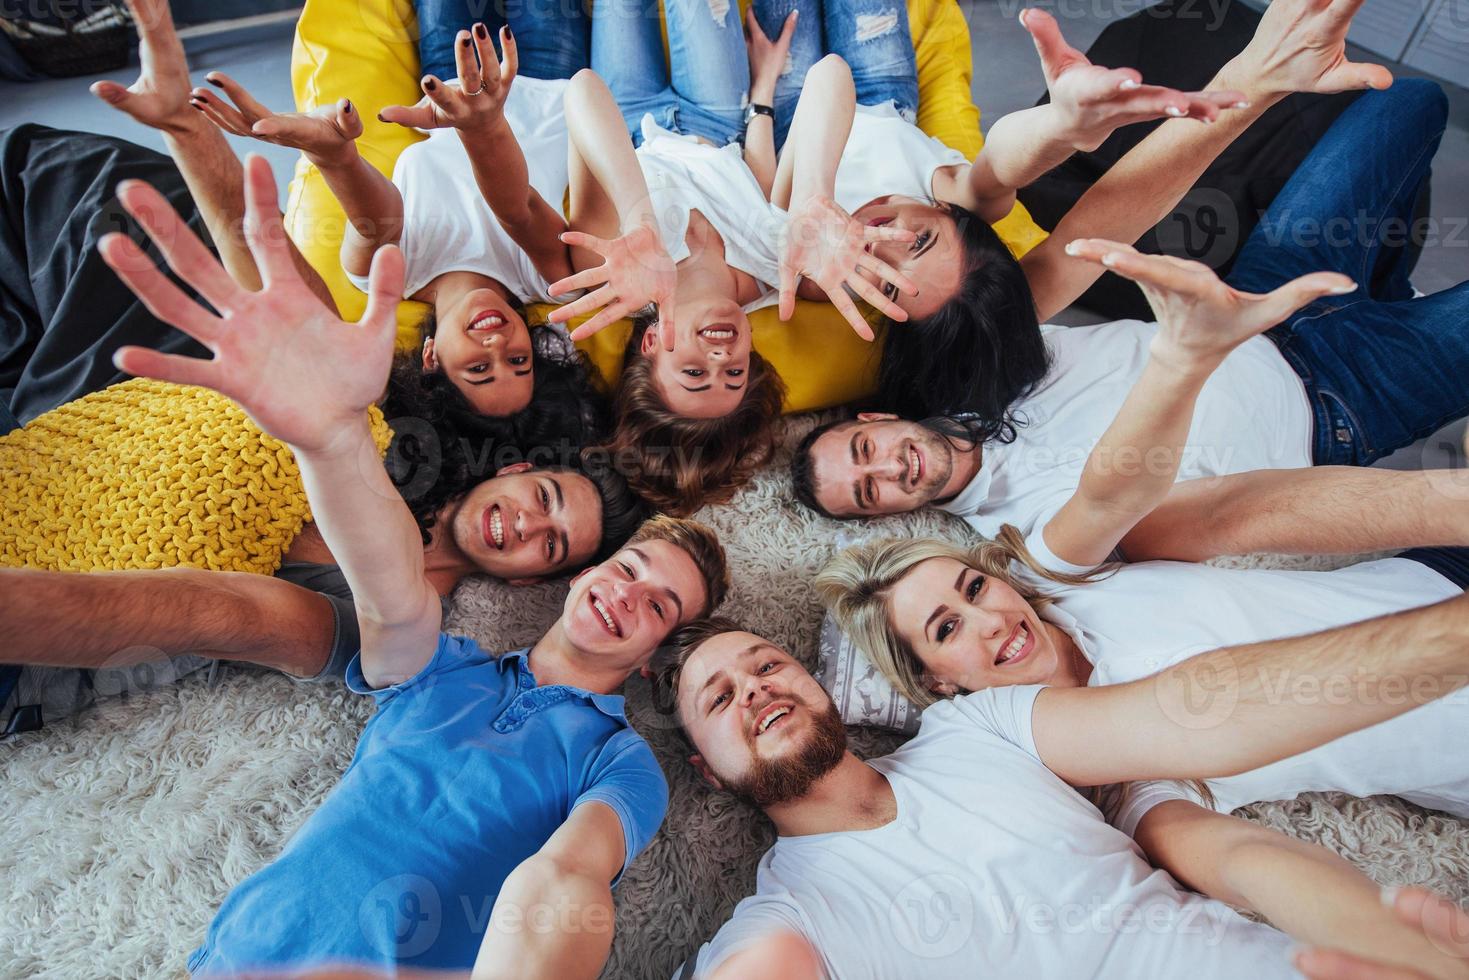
778, 195, 917, 339
546, 223, 679, 350
89, 0, 194, 134
1236, 0, 1393, 96
1064, 238, 1355, 370
746, 8, 799, 101
379, 23, 517, 135
1022, 9, 1246, 152
189, 72, 362, 170
102, 155, 402, 454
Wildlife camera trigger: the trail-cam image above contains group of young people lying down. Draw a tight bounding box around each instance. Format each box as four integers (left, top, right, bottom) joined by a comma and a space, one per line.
4, 0, 1469, 976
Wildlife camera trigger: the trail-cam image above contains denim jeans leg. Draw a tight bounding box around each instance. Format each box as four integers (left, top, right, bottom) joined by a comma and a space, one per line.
416, 0, 507, 83
664, 0, 752, 145
1272, 280, 1469, 465
591, 0, 678, 143
751, 0, 825, 149
1227, 79, 1448, 302
500, 0, 591, 79
821, 0, 918, 117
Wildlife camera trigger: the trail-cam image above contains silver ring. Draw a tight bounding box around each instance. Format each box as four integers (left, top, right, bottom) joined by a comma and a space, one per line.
464, 84, 484, 97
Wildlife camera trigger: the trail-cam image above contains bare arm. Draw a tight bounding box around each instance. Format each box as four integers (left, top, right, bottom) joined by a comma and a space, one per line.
102, 156, 441, 690
1298, 888, 1469, 980
955, 10, 1243, 225
1123, 466, 1469, 563
1036, 241, 1352, 569
90, 0, 338, 309
1135, 803, 1469, 980
472, 802, 626, 980
742, 8, 799, 201
1019, 0, 1393, 322
1032, 591, 1469, 786
0, 567, 333, 677
379, 24, 574, 287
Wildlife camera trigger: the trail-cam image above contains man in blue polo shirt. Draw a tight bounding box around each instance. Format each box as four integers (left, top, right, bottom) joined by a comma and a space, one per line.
101, 161, 729, 977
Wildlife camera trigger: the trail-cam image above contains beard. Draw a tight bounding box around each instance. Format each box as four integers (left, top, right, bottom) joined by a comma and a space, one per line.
724, 701, 849, 808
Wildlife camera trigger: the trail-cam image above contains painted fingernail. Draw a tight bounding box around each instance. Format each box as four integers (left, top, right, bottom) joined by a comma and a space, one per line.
1119, 78, 1140, 91
461, 36, 471, 48
1166, 105, 1186, 117
475, 22, 488, 38
206, 75, 222, 87
1233, 100, 1251, 109
1064, 241, 1081, 256
1380, 885, 1402, 908
376, 112, 387, 122
343, 99, 353, 113
1101, 253, 1119, 267
504, 26, 513, 39
425, 78, 437, 90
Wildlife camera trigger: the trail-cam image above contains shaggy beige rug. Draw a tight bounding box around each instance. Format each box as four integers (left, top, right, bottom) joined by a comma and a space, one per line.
4, 413, 1468, 980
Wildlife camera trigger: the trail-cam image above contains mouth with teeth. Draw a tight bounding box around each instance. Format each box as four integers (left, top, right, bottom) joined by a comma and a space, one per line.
751, 701, 795, 738
905, 444, 923, 488
467, 310, 508, 332
482, 504, 506, 550
589, 592, 622, 638
697, 323, 738, 344
995, 622, 1035, 667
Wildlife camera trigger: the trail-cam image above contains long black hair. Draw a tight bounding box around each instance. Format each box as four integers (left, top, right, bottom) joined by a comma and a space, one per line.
875, 202, 1049, 445
380, 319, 617, 547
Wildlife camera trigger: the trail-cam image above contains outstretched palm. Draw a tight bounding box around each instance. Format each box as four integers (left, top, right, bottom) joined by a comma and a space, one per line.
89, 0, 193, 133
778, 195, 916, 339
1065, 238, 1356, 369
1240, 0, 1394, 96
1024, 9, 1245, 151
103, 155, 401, 453
547, 223, 680, 350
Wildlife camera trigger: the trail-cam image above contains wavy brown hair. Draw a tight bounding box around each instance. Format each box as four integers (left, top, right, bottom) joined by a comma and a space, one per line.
599, 317, 785, 516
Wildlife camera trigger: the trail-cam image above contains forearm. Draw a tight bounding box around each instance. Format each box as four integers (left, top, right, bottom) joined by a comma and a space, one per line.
966, 105, 1078, 222
459, 120, 572, 282
473, 854, 615, 980
313, 147, 406, 277
1021, 58, 1276, 320
564, 74, 659, 235
1044, 353, 1215, 566
162, 118, 337, 309
0, 567, 333, 676
294, 421, 436, 632
1224, 839, 1466, 979
743, 101, 778, 200
1124, 467, 1469, 562
784, 55, 855, 208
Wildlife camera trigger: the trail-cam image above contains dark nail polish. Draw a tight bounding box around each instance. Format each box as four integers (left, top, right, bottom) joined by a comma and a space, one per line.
504, 26, 512, 39
425, 78, 437, 90
461, 37, 471, 47
343, 99, 353, 113
206, 76, 222, 87
474, 22, 488, 39
376, 112, 386, 122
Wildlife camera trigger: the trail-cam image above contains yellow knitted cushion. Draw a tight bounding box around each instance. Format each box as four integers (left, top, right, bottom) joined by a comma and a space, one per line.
0, 378, 394, 576
284, 0, 1050, 412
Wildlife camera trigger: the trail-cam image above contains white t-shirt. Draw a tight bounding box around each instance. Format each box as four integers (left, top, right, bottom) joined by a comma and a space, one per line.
939, 319, 1314, 540
832, 100, 967, 215
684, 686, 1294, 979
345, 76, 570, 304
636, 116, 783, 314
1020, 555, 1469, 834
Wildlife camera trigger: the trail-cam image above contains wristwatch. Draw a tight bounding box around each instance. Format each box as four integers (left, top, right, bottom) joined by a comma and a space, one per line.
741, 102, 776, 143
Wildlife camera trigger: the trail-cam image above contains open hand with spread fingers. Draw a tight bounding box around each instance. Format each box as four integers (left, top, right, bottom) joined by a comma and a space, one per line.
778, 195, 918, 340
746, 7, 799, 102
1022, 9, 1247, 151
379, 23, 517, 136
89, 0, 196, 134
546, 223, 680, 351
1235, 0, 1394, 98
1063, 238, 1356, 371
188, 71, 362, 170
102, 154, 402, 454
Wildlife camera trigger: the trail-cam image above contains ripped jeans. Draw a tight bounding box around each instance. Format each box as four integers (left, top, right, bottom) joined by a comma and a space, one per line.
592, 0, 918, 150
752, 0, 919, 149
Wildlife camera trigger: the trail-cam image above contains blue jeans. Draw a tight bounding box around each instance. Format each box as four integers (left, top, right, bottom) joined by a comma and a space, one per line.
592, 0, 751, 146
751, 0, 919, 148
416, 0, 590, 82
1225, 79, 1465, 466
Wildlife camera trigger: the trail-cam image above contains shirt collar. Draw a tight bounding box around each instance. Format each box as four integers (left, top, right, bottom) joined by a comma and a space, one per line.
499, 648, 632, 725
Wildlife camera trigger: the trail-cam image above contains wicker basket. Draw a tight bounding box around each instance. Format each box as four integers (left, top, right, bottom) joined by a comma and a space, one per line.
0, 2, 132, 78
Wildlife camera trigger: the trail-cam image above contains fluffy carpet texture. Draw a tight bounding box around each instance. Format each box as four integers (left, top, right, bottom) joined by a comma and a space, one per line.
4, 413, 1468, 979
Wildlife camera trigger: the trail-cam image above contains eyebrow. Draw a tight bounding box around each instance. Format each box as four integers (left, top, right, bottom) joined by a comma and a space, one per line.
696, 643, 772, 708
629, 547, 684, 621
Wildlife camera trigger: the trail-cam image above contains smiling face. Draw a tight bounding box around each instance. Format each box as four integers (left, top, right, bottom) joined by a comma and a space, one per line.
447, 467, 603, 581
425, 281, 535, 417
561, 538, 710, 673
676, 631, 847, 807
808, 415, 956, 518
852, 196, 964, 321
640, 298, 752, 420
887, 557, 1072, 693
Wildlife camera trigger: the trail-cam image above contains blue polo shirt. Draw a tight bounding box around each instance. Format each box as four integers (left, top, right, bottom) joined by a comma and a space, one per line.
188, 633, 668, 975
